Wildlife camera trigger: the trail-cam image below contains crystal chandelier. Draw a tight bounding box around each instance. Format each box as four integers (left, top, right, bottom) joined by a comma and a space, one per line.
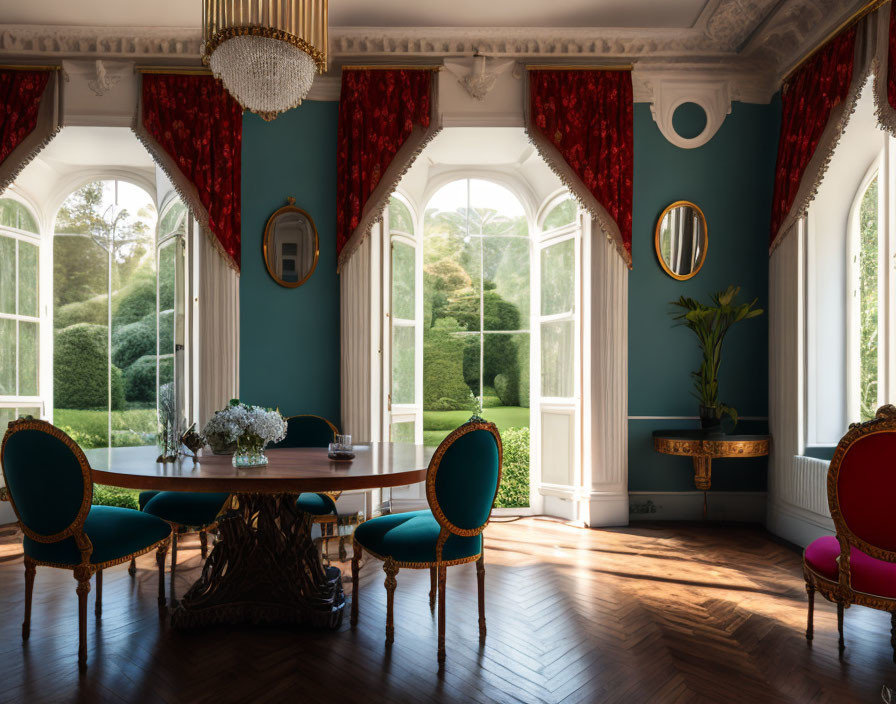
201, 0, 328, 121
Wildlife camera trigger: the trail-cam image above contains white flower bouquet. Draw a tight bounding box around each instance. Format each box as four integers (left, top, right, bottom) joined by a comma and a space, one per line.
203, 399, 286, 467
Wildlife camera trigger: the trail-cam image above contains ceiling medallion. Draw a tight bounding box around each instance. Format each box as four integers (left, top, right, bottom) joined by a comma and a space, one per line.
201, 0, 328, 121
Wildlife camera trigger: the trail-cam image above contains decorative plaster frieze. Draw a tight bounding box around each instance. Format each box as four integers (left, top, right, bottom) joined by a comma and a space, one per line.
0, 25, 201, 58
742, 0, 867, 81
702, 0, 780, 51
443, 57, 517, 102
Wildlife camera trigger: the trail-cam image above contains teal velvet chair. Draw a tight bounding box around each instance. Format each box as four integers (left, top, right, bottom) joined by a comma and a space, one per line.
272, 414, 341, 517
0, 419, 172, 671
351, 419, 502, 664
130, 489, 230, 597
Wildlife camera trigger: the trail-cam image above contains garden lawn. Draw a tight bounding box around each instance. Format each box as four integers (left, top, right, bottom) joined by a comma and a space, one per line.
54, 408, 157, 449
422, 405, 529, 447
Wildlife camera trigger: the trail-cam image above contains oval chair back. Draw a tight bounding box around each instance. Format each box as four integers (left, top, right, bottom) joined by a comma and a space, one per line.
828, 405, 896, 583
1, 419, 92, 543
426, 420, 502, 538
273, 414, 339, 448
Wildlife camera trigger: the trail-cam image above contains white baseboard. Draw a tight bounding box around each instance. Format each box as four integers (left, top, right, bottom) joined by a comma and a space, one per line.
588, 492, 630, 527
0, 502, 15, 525
766, 501, 834, 548
628, 491, 767, 522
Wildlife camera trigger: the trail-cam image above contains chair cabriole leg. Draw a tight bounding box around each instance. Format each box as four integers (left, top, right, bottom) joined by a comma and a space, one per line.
477, 554, 486, 642
437, 565, 447, 664
156, 540, 169, 608
350, 540, 361, 627
74, 567, 91, 671
805, 582, 814, 641
429, 567, 437, 612
95, 569, 102, 618
384, 557, 398, 645
128, 557, 136, 577
169, 530, 178, 604
200, 529, 208, 559
837, 602, 845, 655
22, 558, 36, 641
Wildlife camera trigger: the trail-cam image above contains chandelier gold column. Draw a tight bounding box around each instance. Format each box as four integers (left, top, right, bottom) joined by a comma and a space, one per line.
201, 0, 328, 120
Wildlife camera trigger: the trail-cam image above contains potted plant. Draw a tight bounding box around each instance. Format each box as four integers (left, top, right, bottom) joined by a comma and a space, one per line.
670, 285, 763, 433
202, 399, 287, 467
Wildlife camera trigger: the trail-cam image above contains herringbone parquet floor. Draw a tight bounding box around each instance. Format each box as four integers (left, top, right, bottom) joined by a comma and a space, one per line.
0, 518, 893, 704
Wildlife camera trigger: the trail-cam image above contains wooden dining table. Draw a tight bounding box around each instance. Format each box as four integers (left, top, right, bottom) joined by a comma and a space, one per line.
83, 443, 435, 630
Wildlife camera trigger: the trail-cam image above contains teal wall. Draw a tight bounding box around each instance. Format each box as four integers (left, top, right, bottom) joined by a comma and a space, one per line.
239, 102, 341, 424
236, 98, 780, 493
629, 100, 780, 493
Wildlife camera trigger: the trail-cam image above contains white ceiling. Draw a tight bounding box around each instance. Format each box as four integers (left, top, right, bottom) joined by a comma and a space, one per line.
0, 0, 709, 29
37, 127, 155, 169
422, 128, 534, 165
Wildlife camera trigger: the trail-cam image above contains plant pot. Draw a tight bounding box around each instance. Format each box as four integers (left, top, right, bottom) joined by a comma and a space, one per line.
699, 405, 724, 434
232, 436, 268, 468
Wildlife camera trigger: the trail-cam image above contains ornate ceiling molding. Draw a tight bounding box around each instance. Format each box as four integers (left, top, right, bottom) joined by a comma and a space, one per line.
0, 25, 200, 58
0, 0, 870, 148
0, 0, 866, 72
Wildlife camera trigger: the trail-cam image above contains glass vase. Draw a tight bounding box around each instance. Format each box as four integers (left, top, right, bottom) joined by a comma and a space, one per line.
232, 435, 268, 468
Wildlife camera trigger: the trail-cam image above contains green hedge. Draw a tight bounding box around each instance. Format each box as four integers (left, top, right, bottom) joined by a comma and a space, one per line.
113, 272, 156, 326
494, 426, 529, 509
112, 320, 155, 369
423, 318, 474, 410
92, 484, 140, 510
54, 324, 125, 410
125, 355, 171, 403
54, 295, 107, 329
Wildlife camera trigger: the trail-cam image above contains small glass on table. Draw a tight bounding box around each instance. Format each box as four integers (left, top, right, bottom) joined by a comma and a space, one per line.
328, 434, 354, 461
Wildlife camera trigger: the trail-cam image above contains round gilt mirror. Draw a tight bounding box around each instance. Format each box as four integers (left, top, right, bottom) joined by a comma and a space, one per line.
263, 198, 319, 288
654, 201, 708, 281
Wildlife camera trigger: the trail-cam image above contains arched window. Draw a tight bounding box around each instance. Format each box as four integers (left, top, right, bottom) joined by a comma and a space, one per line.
0, 198, 42, 425
849, 168, 881, 422
541, 196, 577, 232
422, 177, 530, 442
53, 179, 157, 448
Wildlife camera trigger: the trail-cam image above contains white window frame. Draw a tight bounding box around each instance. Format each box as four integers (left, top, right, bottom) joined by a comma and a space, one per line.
846, 137, 896, 423
382, 192, 423, 445
0, 197, 44, 421
532, 192, 582, 517
156, 196, 194, 433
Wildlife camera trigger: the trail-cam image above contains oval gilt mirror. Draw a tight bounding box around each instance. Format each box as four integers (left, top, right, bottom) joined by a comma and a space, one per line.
654, 201, 708, 281
263, 198, 319, 288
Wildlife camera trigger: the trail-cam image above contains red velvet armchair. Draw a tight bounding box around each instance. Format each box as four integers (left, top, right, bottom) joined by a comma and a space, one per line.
803, 404, 896, 659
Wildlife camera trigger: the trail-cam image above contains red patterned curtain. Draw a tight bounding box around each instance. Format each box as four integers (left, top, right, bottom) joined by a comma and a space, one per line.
527, 69, 633, 267
769, 28, 857, 251
135, 73, 242, 271
336, 68, 439, 269
874, 2, 896, 136
0, 68, 61, 193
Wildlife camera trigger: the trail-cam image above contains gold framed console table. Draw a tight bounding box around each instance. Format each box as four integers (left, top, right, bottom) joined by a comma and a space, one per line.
652, 431, 770, 519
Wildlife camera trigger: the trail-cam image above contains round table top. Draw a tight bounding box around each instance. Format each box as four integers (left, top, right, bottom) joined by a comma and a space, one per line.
84, 443, 435, 494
